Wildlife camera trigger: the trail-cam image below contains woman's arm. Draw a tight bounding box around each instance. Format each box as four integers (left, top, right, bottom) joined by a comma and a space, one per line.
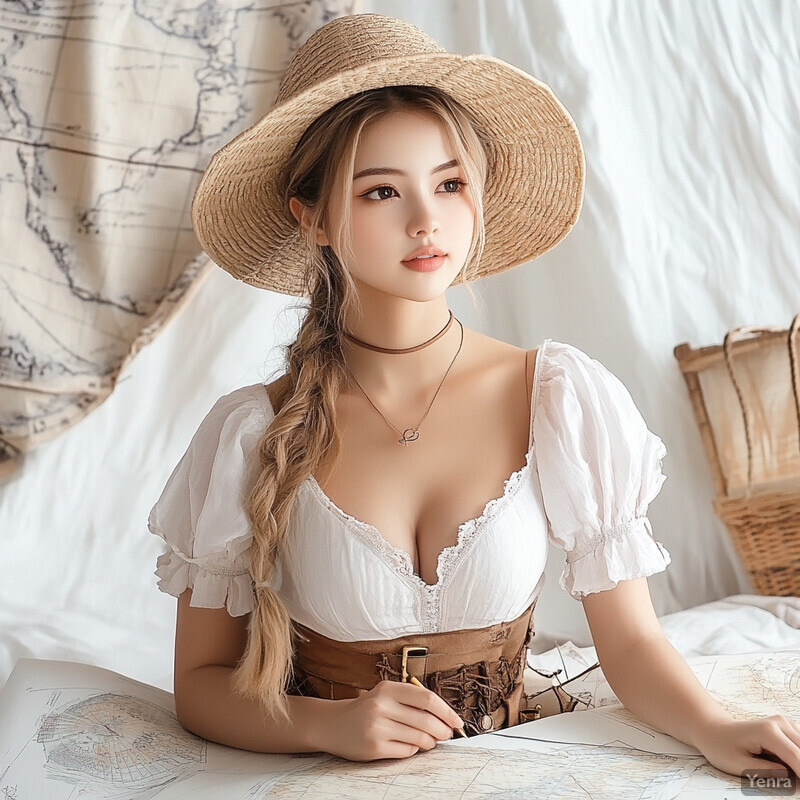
582, 578, 800, 778
173, 588, 462, 759
173, 588, 338, 753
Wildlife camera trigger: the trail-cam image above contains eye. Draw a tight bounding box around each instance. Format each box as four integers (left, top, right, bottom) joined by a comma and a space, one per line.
362, 185, 398, 201
360, 179, 467, 202
440, 179, 466, 194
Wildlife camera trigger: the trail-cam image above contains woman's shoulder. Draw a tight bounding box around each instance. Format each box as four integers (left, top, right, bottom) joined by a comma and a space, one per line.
206, 380, 277, 425
532, 338, 628, 386
464, 332, 636, 423
437, 327, 612, 394
263, 372, 292, 416
530, 338, 661, 448
163, 383, 277, 469
220, 380, 273, 407
462, 327, 538, 372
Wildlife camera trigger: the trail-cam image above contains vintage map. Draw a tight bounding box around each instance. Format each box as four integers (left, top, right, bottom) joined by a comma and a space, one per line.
0, 0, 358, 480
36, 693, 206, 794
1, 653, 798, 799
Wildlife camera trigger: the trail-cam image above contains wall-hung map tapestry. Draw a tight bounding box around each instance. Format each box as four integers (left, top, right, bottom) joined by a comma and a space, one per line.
0, 0, 360, 481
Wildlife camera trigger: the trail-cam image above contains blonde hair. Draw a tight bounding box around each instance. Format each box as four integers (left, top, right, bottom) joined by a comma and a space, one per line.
234, 85, 490, 724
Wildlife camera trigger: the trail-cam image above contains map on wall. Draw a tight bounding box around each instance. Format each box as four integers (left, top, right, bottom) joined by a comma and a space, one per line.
0, 0, 360, 481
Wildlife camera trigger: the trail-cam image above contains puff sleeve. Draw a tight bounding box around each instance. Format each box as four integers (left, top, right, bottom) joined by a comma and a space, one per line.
147, 384, 275, 616
533, 340, 671, 601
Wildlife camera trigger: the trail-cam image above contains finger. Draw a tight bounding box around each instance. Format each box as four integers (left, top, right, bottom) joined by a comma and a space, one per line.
384, 717, 441, 751
388, 701, 458, 742
759, 736, 800, 778
782, 721, 800, 760
380, 740, 421, 760
741, 756, 791, 780
781, 717, 800, 742
401, 681, 465, 729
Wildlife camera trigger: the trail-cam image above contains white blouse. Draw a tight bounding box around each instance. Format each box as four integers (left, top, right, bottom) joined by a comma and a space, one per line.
148, 340, 671, 640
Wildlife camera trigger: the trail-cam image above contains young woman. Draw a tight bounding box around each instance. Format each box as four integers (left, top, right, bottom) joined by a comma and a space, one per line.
148, 13, 800, 774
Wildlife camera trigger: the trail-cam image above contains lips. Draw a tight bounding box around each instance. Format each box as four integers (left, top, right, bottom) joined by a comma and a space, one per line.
403, 246, 446, 261
402, 254, 446, 272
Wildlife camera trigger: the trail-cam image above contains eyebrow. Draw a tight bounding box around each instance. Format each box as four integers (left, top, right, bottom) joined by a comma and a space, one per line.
352, 159, 459, 181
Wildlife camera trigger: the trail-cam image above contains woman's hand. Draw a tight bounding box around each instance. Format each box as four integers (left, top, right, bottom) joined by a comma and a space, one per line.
692, 713, 800, 780
318, 679, 465, 762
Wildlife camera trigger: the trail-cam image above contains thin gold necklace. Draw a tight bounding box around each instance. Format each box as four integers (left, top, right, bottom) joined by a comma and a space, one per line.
344, 317, 464, 446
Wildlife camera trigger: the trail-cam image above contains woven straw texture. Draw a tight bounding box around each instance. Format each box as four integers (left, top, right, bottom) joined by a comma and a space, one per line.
191, 14, 584, 296
674, 313, 800, 596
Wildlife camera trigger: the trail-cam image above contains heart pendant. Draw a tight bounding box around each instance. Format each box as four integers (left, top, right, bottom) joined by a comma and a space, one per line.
399, 428, 420, 445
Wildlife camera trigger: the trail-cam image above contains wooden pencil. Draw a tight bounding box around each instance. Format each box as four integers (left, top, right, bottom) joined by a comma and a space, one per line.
408, 675, 468, 738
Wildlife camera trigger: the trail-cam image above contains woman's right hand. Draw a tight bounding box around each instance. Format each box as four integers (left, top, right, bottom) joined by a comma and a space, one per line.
319, 679, 466, 761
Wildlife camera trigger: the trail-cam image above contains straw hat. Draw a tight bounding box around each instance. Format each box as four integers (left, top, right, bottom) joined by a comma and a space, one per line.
192, 13, 584, 297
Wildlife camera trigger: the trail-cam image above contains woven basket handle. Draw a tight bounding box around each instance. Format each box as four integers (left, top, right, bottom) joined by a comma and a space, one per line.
722, 313, 800, 494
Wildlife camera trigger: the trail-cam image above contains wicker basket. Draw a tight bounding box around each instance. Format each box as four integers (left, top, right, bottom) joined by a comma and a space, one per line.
674, 313, 800, 596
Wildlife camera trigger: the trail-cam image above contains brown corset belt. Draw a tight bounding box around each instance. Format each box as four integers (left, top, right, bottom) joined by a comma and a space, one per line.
286, 597, 537, 737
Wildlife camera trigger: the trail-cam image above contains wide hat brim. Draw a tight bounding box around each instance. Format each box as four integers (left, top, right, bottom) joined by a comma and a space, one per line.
192, 51, 585, 296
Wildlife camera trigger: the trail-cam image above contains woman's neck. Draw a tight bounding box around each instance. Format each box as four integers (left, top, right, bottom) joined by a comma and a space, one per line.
341, 305, 465, 399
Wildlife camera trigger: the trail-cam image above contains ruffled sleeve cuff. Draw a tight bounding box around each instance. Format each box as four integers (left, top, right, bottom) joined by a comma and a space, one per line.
150, 518, 256, 616
559, 516, 672, 601
146, 384, 273, 617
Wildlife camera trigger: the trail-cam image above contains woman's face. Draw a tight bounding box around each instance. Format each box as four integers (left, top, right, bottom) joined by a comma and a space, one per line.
328, 109, 476, 302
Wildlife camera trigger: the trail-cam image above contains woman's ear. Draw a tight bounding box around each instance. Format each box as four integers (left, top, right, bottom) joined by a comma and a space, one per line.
289, 196, 330, 246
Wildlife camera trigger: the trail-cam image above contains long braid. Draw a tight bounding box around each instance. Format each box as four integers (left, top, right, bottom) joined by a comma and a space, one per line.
232, 85, 487, 724
233, 252, 349, 724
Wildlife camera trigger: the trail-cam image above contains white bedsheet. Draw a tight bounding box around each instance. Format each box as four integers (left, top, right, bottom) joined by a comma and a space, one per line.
527, 594, 800, 684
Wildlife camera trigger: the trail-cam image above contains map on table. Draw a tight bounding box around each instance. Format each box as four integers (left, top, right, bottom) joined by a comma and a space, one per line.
0, 653, 797, 798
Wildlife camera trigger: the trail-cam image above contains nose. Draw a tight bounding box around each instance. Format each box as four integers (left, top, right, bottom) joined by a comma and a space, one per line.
406, 194, 440, 238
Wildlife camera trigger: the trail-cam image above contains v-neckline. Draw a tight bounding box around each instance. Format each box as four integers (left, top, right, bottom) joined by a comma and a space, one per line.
304, 450, 537, 591
259, 339, 549, 592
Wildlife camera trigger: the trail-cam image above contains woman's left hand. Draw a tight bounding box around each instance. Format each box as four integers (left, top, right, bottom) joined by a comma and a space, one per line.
692, 714, 800, 780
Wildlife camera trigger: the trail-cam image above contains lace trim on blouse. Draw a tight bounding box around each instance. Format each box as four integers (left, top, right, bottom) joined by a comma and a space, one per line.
304, 449, 535, 632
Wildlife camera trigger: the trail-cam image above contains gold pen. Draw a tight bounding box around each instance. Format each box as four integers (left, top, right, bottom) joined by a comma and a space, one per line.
408, 675, 468, 738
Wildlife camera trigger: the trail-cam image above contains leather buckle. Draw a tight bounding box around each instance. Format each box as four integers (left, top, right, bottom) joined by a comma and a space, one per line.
520, 703, 543, 722
400, 645, 428, 682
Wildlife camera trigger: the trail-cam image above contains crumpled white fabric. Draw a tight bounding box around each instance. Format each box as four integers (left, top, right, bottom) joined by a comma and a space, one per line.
533, 340, 671, 600
147, 385, 270, 616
